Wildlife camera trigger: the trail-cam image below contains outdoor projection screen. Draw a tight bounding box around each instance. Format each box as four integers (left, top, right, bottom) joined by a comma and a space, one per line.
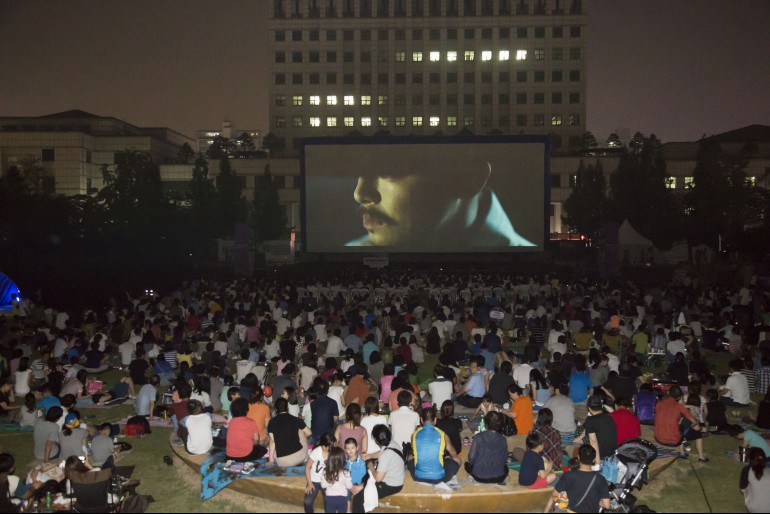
301, 136, 549, 253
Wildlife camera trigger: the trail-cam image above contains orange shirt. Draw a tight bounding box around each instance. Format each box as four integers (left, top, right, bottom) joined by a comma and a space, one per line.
389, 387, 415, 412
247, 402, 271, 442
512, 396, 534, 434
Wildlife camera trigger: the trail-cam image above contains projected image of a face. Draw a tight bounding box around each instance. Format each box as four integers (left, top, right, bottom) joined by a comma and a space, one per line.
303, 140, 546, 253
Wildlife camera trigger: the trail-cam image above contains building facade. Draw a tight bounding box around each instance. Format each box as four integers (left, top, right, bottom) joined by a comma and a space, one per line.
268, 0, 587, 153
0, 110, 193, 196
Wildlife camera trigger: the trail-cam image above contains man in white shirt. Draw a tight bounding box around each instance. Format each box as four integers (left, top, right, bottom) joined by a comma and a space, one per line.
513, 356, 534, 390
389, 390, 421, 450
325, 329, 345, 358
236, 349, 256, 383
185, 400, 213, 455
666, 333, 686, 361
428, 365, 453, 409
118, 341, 135, 366
721, 360, 751, 407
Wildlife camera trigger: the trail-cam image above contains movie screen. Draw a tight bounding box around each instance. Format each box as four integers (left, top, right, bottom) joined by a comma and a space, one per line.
302, 137, 548, 253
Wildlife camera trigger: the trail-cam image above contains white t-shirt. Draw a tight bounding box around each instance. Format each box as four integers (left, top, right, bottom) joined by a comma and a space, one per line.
314, 324, 328, 343
300, 366, 318, 391
389, 406, 420, 449
513, 363, 533, 390
326, 336, 345, 357
185, 413, 213, 455
724, 372, 751, 405
428, 378, 453, 410
118, 342, 135, 366
14, 370, 32, 395
308, 446, 327, 483
236, 360, 256, 383
328, 385, 345, 418
361, 414, 388, 454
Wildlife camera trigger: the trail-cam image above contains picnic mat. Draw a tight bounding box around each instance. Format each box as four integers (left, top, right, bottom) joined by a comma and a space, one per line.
0, 424, 33, 432
200, 450, 305, 500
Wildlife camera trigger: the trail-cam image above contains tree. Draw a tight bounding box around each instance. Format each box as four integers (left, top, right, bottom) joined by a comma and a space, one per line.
205, 135, 236, 160
214, 156, 247, 237
261, 132, 285, 155
580, 131, 598, 151
252, 163, 288, 243
628, 131, 646, 155
177, 143, 195, 164
563, 159, 609, 238
236, 132, 256, 152
606, 132, 623, 149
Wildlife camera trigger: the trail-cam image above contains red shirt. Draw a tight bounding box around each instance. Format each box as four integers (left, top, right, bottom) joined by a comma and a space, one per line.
610, 408, 641, 445
654, 398, 696, 445
226, 416, 259, 458
396, 344, 413, 365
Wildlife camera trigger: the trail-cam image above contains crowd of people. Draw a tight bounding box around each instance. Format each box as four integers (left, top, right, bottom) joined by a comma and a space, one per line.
1, 269, 770, 512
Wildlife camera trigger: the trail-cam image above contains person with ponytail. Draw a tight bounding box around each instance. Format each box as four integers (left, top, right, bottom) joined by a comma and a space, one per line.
739, 447, 770, 512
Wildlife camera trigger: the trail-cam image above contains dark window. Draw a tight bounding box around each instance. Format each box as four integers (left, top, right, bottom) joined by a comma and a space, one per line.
534, 27, 545, 38
327, 30, 337, 41
42, 148, 55, 161
430, 29, 441, 40
377, 0, 389, 17
553, 26, 563, 38
499, 71, 510, 82
534, 93, 545, 104
327, 73, 337, 84
413, 0, 424, 16
447, 94, 458, 105
481, 94, 492, 105
569, 70, 580, 82
309, 51, 320, 62
85, 150, 91, 163
429, 0, 440, 16
396, 94, 406, 105
310, 30, 320, 41
482, 28, 492, 39
447, 72, 457, 83
516, 92, 527, 104
344, 30, 354, 41
275, 52, 286, 63
360, 0, 372, 16
344, 73, 355, 84
552, 92, 563, 104
430, 94, 440, 105
361, 30, 371, 41
275, 95, 286, 106
481, 71, 492, 83
464, 28, 474, 39
327, 51, 337, 62
361, 52, 371, 62
292, 30, 302, 41
412, 94, 422, 105
498, 115, 509, 127
293, 51, 303, 63
412, 73, 423, 83
292, 73, 302, 85
344, 51, 354, 62
361, 73, 371, 84
516, 114, 527, 126
275, 31, 286, 41
570, 26, 581, 37
430, 72, 440, 83
499, 93, 510, 104
309, 73, 320, 84
447, 29, 458, 39
516, 71, 527, 82
464, 0, 476, 16
378, 73, 388, 84
274, 0, 285, 17
499, 28, 510, 39
395, 29, 405, 40
570, 47, 581, 60
275, 73, 286, 84
552, 71, 563, 82
481, 0, 493, 15
464, 72, 475, 83
534, 71, 545, 82
516, 27, 527, 38
569, 92, 580, 103
379, 29, 388, 40
395, 73, 406, 83
464, 93, 475, 104
412, 29, 422, 40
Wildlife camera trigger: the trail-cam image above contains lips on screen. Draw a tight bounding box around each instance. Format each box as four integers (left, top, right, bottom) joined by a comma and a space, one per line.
303, 140, 547, 253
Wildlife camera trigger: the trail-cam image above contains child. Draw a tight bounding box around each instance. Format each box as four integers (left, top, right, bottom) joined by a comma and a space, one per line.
704, 388, 729, 433
304, 433, 336, 514
220, 377, 235, 415
282, 386, 301, 417
685, 383, 709, 434
518, 433, 557, 489
340, 350, 355, 374
344, 438, 367, 513
224, 386, 240, 420
472, 394, 497, 420
90, 422, 119, 469
20, 392, 39, 426
320, 447, 353, 513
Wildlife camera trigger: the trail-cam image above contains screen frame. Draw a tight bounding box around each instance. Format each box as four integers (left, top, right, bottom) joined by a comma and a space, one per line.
299, 134, 551, 255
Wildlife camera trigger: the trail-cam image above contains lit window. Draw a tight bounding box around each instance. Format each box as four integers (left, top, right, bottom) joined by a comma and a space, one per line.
327, 95, 338, 106
412, 116, 423, 127
430, 51, 440, 62
327, 117, 337, 127
344, 95, 355, 106
361, 96, 371, 106
551, 115, 562, 126
310, 117, 321, 127
395, 116, 406, 127
464, 50, 475, 61
534, 49, 545, 60
464, 117, 474, 127
748, 176, 757, 186
447, 51, 457, 62
684, 177, 695, 189
395, 52, 406, 62
447, 116, 457, 127
499, 50, 510, 61
665, 177, 676, 189
481, 51, 492, 61
292, 117, 303, 127
516, 50, 527, 60
292, 95, 303, 106
430, 116, 440, 127
309, 95, 320, 106
412, 51, 423, 62
275, 116, 286, 127
379, 95, 388, 106
362, 117, 372, 127
378, 116, 389, 127
344, 117, 355, 127
569, 114, 580, 126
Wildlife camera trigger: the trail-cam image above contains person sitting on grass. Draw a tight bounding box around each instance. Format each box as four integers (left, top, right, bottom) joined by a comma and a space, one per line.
654, 386, 708, 463
90, 422, 119, 469
185, 399, 213, 456
704, 388, 730, 433
740, 447, 770, 513
518, 432, 557, 489
729, 424, 770, 457
465, 411, 509, 484
544, 444, 611, 513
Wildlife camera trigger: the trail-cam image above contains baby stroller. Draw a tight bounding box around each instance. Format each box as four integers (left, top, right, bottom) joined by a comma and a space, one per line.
608, 438, 658, 513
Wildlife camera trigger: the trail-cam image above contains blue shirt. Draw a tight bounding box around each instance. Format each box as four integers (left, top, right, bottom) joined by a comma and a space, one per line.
483, 333, 502, 353
135, 384, 157, 416
480, 350, 496, 373
569, 373, 592, 404
310, 394, 339, 439
363, 342, 378, 364
413, 424, 447, 481
346, 456, 367, 485
744, 430, 770, 456
518, 449, 545, 486
344, 334, 363, 354
37, 396, 61, 415
467, 372, 486, 398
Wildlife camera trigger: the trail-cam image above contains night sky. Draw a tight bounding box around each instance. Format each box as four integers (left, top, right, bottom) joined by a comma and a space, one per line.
1, 0, 768, 144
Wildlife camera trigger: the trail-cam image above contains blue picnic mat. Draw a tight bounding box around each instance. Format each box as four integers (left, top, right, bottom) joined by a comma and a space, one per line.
0, 424, 33, 432
200, 450, 305, 500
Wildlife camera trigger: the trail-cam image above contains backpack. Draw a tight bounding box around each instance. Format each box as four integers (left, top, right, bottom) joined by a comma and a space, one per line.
121, 494, 153, 513
126, 416, 151, 437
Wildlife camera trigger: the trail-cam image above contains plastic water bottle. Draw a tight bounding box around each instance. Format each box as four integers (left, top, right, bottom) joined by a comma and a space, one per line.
45, 491, 52, 510
478, 417, 486, 433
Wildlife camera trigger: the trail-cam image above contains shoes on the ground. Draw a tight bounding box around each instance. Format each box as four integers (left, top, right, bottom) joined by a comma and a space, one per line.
698, 457, 710, 463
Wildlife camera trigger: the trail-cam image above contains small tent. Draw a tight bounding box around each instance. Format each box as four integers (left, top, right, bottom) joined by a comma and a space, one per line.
0, 273, 21, 313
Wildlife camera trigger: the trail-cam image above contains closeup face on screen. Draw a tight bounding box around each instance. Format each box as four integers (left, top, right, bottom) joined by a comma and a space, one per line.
303, 140, 546, 253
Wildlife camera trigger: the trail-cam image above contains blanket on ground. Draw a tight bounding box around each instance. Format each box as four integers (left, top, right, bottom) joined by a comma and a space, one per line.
200, 450, 305, 501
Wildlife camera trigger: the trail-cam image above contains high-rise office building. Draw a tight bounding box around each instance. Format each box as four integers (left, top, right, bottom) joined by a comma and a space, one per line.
268, 0, 587, 154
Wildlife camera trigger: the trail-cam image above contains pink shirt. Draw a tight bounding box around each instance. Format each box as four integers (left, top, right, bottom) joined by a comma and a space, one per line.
380, 375, 395, 404
321, 470, 352, 497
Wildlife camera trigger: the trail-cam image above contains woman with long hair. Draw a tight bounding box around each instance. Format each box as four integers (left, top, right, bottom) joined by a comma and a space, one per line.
13, 357, 32, 396
740, 447, 770, 512
529, 369, 551, 407
334, 403, 368, 456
